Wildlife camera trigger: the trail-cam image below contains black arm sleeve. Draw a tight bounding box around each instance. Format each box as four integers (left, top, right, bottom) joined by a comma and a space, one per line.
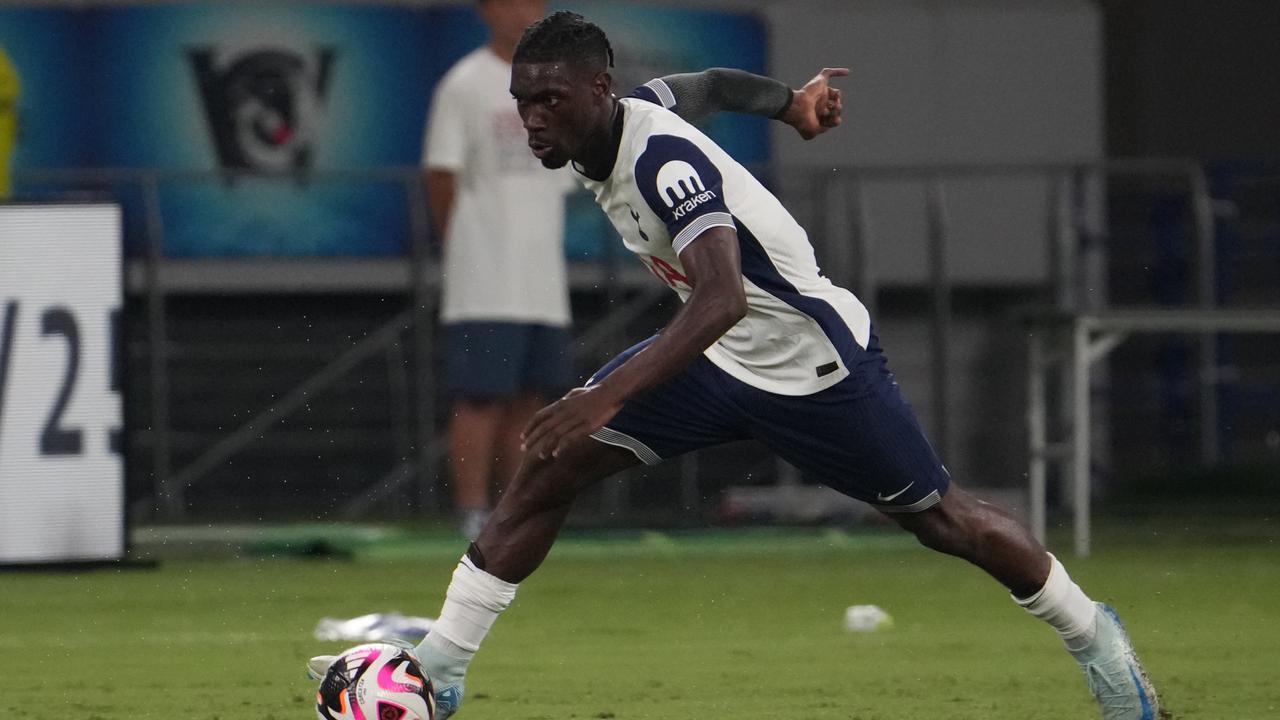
657, 68, 793, 124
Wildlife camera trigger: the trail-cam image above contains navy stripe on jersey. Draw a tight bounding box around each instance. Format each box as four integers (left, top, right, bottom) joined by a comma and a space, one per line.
734, 218, 861, 364
635, 135, 733, 252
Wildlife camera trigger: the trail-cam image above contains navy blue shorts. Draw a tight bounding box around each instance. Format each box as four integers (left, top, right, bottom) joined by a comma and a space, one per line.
443, 321, 571, 400
587, 332, 950, 513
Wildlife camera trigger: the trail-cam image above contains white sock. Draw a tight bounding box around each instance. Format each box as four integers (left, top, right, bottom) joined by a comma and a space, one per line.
1014, 553, 1098, 652
416, 555, 519, 662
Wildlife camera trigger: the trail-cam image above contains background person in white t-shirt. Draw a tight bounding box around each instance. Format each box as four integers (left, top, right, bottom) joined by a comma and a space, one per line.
423, 0, 569, 541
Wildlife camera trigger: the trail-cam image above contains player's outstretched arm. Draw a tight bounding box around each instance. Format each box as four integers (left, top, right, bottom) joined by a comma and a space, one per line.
654, 67, 847, 139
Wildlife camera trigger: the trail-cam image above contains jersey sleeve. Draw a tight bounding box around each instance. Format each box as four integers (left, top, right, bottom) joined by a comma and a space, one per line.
645, 69, 793, 124
422, 74, 467, 171
628, 78, 678, 111
634, 134, 735, 256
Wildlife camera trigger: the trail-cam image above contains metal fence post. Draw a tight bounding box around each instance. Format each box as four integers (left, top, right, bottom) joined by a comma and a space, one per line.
849, 175, 877, 318
1027, 331, 1048, 546
406, 169, 439, 513
1189, 167, 1220, 466
1071, 319, 1092, 557
142, 172, 178, 519
925, 178, 952, 462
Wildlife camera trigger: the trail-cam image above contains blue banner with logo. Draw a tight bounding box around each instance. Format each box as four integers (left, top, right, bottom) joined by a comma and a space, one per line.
0, 3, 767, 258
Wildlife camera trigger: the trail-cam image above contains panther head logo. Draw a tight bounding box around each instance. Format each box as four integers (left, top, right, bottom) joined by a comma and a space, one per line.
189, 46, 336, 174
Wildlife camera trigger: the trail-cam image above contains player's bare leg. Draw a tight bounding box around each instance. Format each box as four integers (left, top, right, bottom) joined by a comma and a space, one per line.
888, 484, 1049, 595
476, 440, 638, 581
414, 438, 640, 718
493, 391, 545, 500
448, 398, 504, 539
890, 485, 1162, 719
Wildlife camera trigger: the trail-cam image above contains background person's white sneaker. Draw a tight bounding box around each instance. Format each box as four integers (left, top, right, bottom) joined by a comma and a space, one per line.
1071, 603, 1163, 720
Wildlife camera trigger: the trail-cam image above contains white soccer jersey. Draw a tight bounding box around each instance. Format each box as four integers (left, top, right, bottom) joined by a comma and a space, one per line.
572, 86, 871, 396
424, 47, 573, 326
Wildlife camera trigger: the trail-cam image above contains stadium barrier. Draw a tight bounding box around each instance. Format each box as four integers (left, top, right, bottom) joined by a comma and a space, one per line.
0, 201, 126, 565
11, 160, 1275, 539
1025, 308, 1280, 556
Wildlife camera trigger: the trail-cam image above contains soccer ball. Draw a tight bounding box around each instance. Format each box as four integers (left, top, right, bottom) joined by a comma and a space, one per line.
315, 642, 436, 720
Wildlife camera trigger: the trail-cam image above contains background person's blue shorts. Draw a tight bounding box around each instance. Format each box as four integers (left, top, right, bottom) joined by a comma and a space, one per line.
443, 321, 572, 400
587, 331, 951, 513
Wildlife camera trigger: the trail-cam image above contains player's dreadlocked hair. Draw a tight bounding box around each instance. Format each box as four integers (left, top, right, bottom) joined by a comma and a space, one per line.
513, 10, 615, 74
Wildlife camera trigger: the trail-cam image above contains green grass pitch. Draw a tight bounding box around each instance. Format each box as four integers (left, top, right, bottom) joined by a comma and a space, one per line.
3, 521, 1277, 719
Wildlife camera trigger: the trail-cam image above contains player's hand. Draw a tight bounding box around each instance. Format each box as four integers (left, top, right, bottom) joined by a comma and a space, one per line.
781, 67, 849, 140
521, 385, 623, 461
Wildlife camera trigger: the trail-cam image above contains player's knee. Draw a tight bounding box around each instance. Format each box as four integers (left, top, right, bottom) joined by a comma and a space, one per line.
899, 496, 984, 558
904, 512, 964, 555
505, 456, 578, 509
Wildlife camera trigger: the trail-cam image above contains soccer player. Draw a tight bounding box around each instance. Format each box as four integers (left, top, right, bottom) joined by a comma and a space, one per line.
316, 12, 1162, 720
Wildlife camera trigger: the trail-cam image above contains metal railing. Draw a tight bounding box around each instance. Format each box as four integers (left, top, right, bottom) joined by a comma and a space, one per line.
15, 159, 1256, 530
784, 158, 1219, 465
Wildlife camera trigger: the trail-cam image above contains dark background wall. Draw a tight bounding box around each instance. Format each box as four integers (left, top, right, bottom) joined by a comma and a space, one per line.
1103, 0, 1280, 159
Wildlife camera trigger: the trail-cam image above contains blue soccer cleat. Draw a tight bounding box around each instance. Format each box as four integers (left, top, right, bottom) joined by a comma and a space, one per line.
1072, 603, 1163, 720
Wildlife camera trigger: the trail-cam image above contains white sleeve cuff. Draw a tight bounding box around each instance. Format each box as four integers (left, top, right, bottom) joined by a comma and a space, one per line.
643, 78, 677, 109
673, 212, 735, 256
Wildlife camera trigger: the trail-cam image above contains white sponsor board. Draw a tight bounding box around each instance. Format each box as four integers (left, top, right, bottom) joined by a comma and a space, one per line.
0, 203, 124, 564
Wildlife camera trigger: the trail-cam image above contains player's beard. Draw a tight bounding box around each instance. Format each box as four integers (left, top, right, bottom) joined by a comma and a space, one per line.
540, 155, 569, 169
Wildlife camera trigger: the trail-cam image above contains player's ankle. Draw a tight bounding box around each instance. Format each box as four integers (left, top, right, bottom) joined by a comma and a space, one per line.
416, 630, 473, 668
415, 553, 520, 666
413, 628, 484, 673
1014, 553, 1098, 650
